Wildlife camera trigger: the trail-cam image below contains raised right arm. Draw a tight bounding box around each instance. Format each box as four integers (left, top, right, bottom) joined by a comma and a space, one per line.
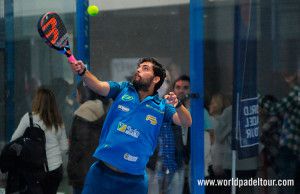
69, 60, 110, 97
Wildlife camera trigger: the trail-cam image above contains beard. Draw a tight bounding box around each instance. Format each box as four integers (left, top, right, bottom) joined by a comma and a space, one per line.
132, 74, 154, 92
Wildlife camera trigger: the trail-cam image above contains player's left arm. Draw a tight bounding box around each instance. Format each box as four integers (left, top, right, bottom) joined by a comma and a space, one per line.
165, 92, 192, 128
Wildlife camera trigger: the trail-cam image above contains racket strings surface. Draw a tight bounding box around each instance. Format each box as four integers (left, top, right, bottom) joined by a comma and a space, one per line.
39, 13, 68, 49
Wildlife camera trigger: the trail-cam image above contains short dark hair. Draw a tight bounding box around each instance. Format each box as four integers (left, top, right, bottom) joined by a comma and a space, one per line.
173, 75, 190, 89
77, 80, 99, 104
137, 57, 166, 92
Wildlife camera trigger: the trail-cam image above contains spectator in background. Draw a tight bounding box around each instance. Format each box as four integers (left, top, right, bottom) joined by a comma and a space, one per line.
147, 75, 191, 194
211, 104, 234, 194
258, 95, 283, 194
259, 71, 299, 194
156, 118, 187, 194
67, 80, 109, 194
209, 93, 230, 177
218, 103, 258, 194
206, 93, 230, 194
172, 75, 191, 194
157, 75, 214, 194
203, 108, 214, 194
10, 87, 69, 194
208, 93, 228, 116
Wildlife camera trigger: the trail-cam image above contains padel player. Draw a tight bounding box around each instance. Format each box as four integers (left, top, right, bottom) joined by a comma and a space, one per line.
69, 57, 192, 194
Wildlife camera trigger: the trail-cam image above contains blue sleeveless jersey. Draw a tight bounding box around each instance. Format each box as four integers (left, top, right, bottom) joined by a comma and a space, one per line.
93, 81, 176, 175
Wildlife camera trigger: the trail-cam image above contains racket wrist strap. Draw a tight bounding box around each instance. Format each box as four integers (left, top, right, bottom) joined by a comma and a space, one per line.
78, 67, 87, 76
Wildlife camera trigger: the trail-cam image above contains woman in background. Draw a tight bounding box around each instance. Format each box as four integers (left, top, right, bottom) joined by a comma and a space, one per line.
11, 87, 69, 194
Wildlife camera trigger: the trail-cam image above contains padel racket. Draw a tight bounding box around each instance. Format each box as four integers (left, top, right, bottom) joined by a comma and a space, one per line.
37, 12, 77, 63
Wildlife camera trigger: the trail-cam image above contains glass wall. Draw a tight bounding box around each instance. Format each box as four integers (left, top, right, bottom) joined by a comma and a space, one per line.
0, 0, 299, 193
1, 0, 76, 138
203, 1, 300, 194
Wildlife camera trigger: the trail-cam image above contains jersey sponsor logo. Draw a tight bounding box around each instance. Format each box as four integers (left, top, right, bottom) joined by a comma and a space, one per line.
123, 153, 138, 162
145, 104, 164, 114
117, 122, 140, 138
121, 94, 134, 101
146, 115, 157, 125
118, 105, 130, 112
117, 122, 127, 132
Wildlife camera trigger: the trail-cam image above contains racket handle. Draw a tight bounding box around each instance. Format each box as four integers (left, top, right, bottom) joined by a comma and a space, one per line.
68, 55, 77, 63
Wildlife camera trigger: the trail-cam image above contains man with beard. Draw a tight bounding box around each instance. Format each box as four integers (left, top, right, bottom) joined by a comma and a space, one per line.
69, 57, 192, 194
152, 75, 192, 194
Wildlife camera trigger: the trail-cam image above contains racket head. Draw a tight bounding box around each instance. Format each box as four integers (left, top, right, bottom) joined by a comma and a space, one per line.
37, 12, 69, 51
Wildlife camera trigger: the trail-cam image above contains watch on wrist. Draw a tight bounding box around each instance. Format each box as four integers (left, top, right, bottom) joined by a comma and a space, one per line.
175, 100, 182, 108
78, 67, 87, 76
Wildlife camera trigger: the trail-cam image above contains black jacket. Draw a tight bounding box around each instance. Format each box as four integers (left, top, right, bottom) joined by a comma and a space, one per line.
67, 113, 105, 188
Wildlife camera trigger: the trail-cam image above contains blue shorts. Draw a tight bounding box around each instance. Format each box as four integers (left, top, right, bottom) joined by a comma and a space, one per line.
82, 161, 148, 194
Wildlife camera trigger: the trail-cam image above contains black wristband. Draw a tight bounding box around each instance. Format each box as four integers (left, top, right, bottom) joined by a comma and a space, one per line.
78, 67, 87, 76
175, 100, 182, 109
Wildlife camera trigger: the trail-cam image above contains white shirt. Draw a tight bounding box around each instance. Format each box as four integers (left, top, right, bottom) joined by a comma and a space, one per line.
11, 113, 69, 171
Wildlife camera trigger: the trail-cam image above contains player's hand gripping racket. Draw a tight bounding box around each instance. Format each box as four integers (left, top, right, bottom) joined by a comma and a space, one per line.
37, 12, 77, 63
